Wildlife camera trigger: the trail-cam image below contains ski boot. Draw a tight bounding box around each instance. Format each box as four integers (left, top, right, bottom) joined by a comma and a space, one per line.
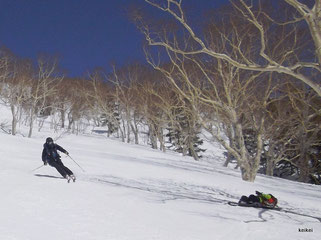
70, 175, 76, 182
65, 175, 71, 183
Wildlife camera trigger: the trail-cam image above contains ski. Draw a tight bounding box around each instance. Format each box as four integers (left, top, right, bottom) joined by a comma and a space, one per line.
227, 201, 282, 210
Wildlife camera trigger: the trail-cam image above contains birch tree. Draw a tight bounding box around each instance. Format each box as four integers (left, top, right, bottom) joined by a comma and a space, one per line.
140, 0, 320, 96
85, 71, 125, 140
132, 0, 320, 181
8, 60, 33, 135
111, 63, 150, 144
27, 56, 62, 138
0, 51, 33, 135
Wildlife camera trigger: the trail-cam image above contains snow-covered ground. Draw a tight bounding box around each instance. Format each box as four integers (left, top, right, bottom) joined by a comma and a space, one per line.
0, 107, 321, 240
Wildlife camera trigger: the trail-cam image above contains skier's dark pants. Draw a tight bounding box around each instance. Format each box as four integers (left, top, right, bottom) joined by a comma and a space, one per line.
49, 159, 73, 178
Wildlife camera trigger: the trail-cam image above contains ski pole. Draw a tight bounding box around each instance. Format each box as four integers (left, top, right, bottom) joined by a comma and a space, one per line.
30, 164, 45, 173
67, 154, 85, 172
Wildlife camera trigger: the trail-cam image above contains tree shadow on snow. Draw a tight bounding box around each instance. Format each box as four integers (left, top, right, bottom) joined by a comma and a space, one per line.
90, 175, 239, 206
89, 175, 321, 224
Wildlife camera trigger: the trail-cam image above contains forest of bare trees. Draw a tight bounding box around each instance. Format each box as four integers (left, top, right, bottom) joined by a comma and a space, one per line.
133, 0, 321, 182
0, 0, 320, 184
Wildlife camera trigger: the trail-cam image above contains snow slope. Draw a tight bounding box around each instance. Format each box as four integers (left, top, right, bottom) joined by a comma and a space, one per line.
0, 121, 321, 239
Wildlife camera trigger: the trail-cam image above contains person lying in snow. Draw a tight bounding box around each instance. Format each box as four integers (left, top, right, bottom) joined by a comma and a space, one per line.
238, 191, 278, 208
42, 137, 75, 182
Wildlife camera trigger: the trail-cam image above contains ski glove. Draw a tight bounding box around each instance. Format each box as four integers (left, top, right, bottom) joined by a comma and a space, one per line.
255, 191, 262, 196
65, 151, 69, 155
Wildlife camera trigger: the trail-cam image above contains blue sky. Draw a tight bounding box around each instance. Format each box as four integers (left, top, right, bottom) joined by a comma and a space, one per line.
0, 0, 229, 76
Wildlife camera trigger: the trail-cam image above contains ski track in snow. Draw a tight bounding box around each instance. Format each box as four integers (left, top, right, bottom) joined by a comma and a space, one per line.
84, 174, 321, 224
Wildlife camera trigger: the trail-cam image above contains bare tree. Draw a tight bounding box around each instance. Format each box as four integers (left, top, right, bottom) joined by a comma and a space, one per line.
0, 50, 33, 135
111, 63, 151, 144
85, 70, 125, 140
135, 13, 274, 180
53, 77, 84, 130
131, 0, 320, 181
26, 56, 63, 138
0, 48, 11, 87
144, 44, 273, 179
9, 60, 33, 135
140, 0, 321, 96
260, 80, 321, 182
284, 82, 321, 182
137, 77, 166, 150
65, 78, 91, 134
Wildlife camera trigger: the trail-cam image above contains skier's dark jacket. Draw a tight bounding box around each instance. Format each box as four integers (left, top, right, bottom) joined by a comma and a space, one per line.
42, 143, 67, 164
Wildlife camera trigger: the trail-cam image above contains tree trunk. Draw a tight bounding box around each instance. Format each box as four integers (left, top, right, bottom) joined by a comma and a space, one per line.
238, 136, 262, 182
28, 106, 36, 138
240, 165, 258, 182
126, 116, 131, 143
120, 121, 125, 142
61, 108, 65, 128
28, 116, 34, 138
131, 122, 139, 144
107, 122, 112, 137
149, 124, 158, 149
298, 154, 310, 182
223, 152, 232, 167
158, 128, 166, 152
266, 159, 275, 176
131, 112, 139, 144
10, 104, 17, 135
297, 125, 310, 182
120, 119, 126, 142
188, 142, 199, 161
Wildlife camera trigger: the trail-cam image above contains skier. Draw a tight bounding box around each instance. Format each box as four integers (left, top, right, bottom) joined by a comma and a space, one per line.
238, 191, 278, 208
42, 137, 76, 182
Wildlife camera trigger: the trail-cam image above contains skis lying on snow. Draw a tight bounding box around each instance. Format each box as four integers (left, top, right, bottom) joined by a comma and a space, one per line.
228, 201, 321, 222
227, 201, 281, 210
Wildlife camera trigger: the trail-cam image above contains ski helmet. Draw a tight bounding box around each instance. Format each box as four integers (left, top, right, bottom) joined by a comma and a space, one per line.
46, 137, 54, 144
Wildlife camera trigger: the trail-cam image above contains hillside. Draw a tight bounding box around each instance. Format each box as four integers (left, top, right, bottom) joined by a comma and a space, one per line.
0, 102, 319, 240
0, 127, 321, 240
